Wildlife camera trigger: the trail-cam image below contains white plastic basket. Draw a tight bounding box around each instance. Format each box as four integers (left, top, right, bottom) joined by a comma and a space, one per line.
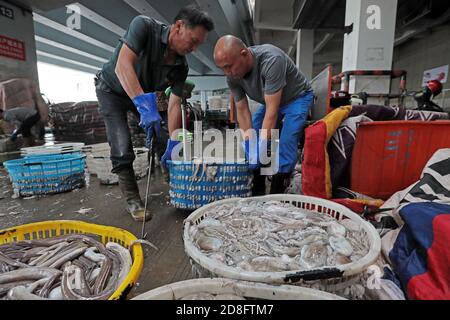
132, 278, 345, 300
21, 142, 85, 156
84, 146, 149, 184
183, 195, 381, 288
83, 143, 110, 176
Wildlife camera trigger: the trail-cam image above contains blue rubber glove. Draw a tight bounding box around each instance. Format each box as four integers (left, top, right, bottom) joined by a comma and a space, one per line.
10, 130, 18, 142
242, 138, 260, 171
242, 138, 273, 171
258, 138, 271, 163
133, 93, 162, 144
161, 139, 181, 170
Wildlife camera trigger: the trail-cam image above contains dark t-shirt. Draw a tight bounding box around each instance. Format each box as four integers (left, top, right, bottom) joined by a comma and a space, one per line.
227, 44, 311, 106
98, 16, 188, 98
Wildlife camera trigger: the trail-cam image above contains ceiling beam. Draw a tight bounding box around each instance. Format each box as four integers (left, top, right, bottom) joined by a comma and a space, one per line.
8, 0, 74, 12
287, 32, 299, 57
293, 0, 341, 29
254, 22, 297, 32
67, 3, 126, 37
33, 13, 115, 53
35, 36, 109, 63
37, 56, 98, 75
36, 50, 100, 73
314, 33, 334, 54
234, 0, 256, 45
394, 8, 450, 46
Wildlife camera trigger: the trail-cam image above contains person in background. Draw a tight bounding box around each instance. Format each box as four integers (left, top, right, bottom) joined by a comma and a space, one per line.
0, 107, 40, 147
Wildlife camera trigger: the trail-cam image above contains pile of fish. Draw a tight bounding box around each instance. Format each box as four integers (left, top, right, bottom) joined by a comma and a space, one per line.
188, 199, 370, 272
0, 234, 132, 300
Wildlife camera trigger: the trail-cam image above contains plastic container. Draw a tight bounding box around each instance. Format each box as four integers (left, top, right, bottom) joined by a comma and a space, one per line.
168, 160, 252, 210
183, 195, 381, 298
4, 154, 86, 196
20, 143, 85, 157
351, 120, 450, 199
91, 148, 148, 185
0, 220, 144, 300
132, 278, 345, 300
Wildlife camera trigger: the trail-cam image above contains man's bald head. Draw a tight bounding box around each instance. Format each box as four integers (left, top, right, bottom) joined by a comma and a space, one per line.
214, 35, 246, 59
214, 35, 252, 79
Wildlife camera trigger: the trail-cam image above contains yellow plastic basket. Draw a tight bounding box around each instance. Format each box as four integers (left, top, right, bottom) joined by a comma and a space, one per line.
0, 220, 144, 300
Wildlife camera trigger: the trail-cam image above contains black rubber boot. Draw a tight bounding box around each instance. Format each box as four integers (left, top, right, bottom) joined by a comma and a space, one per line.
270, 173, 291, 194
251, 169, 267, 196
117, 167, 152, 222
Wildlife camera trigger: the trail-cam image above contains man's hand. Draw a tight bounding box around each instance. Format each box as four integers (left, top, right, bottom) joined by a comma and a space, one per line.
242, 137, 272, 171
161, 139, 181, 170
9, 130, 18, 142
242, 137, 260, 171
133, 92, 162, 145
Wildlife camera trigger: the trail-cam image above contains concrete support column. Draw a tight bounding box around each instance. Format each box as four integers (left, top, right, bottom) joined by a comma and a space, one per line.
0, 0, 39, 84
200, 91, 207, 112
342, 0, 398, 96
296, 29, 314, 80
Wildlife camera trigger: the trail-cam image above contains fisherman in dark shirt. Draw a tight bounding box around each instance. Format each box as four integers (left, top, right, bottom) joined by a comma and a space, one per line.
95, 5, 214, 222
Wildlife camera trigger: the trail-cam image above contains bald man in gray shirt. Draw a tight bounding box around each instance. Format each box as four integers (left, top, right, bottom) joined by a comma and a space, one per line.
214, 36, 314, 195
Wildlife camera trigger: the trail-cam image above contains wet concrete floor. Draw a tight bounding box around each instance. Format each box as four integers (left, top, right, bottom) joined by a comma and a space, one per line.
0, 166, 195, 299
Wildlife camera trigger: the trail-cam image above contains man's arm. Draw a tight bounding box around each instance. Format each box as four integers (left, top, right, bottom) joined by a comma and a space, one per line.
167, 93, 182, 138
261, 89, 283, 140
115, 44, 144, 99
235, 97, 253, 140
260, 55, 287, 140
3, 111, 21, 129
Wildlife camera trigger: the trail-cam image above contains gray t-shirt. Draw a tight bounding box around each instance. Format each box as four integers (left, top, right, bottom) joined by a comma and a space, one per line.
3, 107, 37, 127
227, 44, 311, 106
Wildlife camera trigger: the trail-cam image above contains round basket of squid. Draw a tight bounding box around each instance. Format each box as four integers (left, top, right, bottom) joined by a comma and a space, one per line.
183, 195, 381, 300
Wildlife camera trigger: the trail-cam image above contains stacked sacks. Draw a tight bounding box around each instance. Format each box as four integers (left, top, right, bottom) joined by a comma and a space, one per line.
49, 101, 107, 143
127, 112, 146, 148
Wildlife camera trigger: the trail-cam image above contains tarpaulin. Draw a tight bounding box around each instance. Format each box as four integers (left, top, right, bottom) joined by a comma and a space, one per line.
389, 202, 450, 300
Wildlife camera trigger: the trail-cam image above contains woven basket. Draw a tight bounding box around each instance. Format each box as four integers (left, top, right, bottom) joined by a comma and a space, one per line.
168, 160, 252, 210
183, 195, 381, 298
4, 154, 86, 196
0, 220, 144, 300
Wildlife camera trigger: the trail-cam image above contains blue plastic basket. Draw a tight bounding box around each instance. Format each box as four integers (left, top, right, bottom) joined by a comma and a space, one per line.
4, 154, 86, 196
168, 160, 252, 210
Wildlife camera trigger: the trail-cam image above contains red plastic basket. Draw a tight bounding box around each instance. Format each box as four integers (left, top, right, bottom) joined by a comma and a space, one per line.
351, 120, 450, 199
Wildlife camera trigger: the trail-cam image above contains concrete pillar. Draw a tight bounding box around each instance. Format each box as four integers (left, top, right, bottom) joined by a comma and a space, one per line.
342, 0, 398, 96
200, 90, 207, 112
0, 0, 39, 84
296, 29, 314, 80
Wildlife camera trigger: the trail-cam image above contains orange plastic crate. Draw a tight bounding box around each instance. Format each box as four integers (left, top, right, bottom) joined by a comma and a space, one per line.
351, 120, 450, 199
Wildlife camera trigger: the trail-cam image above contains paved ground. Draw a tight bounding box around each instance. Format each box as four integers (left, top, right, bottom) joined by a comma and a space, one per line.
0, 165, 195, 299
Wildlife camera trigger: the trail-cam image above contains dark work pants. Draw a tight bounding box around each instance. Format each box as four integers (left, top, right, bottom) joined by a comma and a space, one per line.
19, 112, 41, 137
96, 88, 138, 174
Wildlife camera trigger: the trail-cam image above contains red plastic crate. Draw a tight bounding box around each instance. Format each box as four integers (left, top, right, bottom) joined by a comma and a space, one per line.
351, 121, 450, 199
